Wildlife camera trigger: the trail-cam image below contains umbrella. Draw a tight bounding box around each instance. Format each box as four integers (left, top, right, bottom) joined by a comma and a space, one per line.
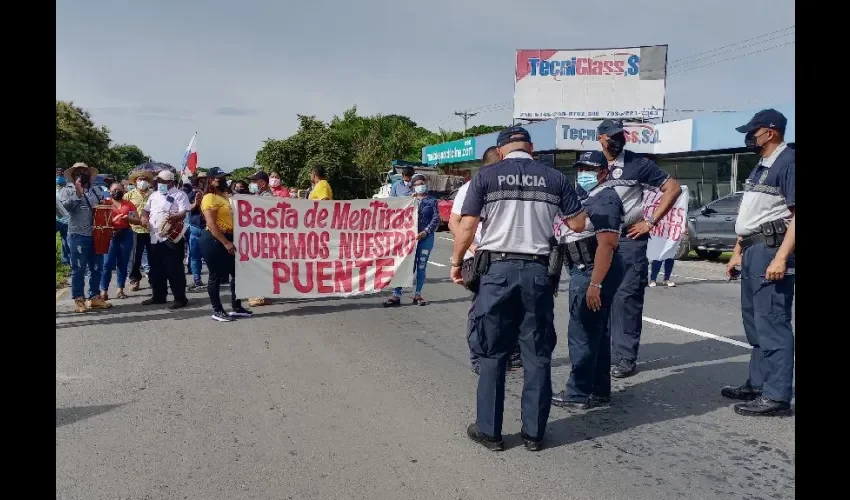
133, 161, 176, 174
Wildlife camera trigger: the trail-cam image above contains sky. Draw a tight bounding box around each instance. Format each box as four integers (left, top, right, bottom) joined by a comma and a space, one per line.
56, 0, 795, 171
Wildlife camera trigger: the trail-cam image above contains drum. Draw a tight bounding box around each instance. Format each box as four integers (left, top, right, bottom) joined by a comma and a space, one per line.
93, 205, 115, 255
158, 218, 186, 244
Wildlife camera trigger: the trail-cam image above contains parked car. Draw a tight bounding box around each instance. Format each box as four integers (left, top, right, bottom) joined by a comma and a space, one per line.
678, 191, 744, 260
437, 188, 459, 231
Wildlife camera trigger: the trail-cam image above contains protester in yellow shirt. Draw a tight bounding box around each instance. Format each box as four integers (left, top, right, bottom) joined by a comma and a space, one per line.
198, 167, 253, 322
126, 170, 155, 291
308, 166, 333, 200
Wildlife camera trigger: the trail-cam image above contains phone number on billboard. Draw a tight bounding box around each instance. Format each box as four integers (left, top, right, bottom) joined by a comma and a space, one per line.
517, 110, 663, 119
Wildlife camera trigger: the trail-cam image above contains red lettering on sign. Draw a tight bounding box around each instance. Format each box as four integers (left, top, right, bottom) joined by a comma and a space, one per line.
373, 258, 394, 290
333, 261, 353, 293
316, 261, 333, 293
237, 200, 253, 227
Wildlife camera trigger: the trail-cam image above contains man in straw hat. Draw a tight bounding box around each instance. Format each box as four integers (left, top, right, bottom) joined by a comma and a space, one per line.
58, 162, 113, 313
126, 168, 156, 291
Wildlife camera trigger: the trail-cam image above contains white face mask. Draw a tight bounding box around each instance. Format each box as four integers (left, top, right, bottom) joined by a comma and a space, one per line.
269, 178, 281, 188
136, 180, 149, 191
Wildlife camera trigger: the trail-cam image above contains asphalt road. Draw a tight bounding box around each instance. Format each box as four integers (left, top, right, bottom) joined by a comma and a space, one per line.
56, 235, 795, 500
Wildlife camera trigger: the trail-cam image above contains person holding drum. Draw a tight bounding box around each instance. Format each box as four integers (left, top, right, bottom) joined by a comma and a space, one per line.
199, 167, 253, 322
99, 183, 142, 300
58, 162, 113, 313
140, 169, 190, 309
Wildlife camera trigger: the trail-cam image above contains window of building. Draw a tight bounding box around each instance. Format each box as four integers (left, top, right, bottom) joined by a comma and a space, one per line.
736, 152, 760, 191
656, 154, 733, 210
554, 151, 579, 186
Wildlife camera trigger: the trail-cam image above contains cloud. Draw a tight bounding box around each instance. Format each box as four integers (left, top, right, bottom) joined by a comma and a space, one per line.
214, 106, 257, 117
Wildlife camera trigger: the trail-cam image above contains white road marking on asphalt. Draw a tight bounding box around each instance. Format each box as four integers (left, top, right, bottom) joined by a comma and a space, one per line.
671, 274, 709, 281
428, 261, 447, 267
56, 373, 92, 381
438, 236, 454, 242
642, 316, 752, 349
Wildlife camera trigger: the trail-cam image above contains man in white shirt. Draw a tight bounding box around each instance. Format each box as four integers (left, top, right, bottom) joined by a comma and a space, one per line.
140, 169, 190, 308
449, 146, 522, 374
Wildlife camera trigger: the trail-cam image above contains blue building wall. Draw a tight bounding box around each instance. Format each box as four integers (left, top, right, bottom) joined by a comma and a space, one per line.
421, 104, 794, 161
689, 104, 795, 152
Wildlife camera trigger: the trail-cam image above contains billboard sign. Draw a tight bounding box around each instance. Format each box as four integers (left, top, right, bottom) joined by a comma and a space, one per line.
555, 119, 693, 155
422, 138, 475, 165
514, 46, 668, 121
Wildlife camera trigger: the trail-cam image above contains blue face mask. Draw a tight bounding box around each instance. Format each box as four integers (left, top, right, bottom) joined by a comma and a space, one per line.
414, 184, 428, 195
576, 171, 599, 192
158, 183, 169, 194
56, 176, 66, 186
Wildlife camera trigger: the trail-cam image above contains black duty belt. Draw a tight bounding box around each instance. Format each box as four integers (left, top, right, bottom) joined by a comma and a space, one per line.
490, 252, 549, 264
740, 219, 788, 250
564, 237, 599, 268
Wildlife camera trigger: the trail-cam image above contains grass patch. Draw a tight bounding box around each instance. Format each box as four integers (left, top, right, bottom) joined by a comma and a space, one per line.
56, 233, 70, 289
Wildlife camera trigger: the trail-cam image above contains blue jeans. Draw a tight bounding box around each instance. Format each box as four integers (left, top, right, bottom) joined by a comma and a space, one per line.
650, 258, 674, 281
56, 220, 70, 265
393, 233, 435, 296
68, 234, 102, 299
611, 236, 649, 364
101, 229, 134, 291
187, 225, 204, 283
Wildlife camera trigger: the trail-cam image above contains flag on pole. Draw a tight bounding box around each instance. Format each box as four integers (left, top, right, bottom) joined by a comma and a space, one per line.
181, 132, 198, 179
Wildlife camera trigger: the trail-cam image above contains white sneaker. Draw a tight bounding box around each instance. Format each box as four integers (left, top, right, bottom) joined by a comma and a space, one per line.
648, 281, 657, 287
664, 280, 676, 287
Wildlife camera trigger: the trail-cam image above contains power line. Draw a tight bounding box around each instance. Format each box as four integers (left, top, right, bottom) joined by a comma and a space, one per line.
668, 31, 794, 69
667, 25, 794, 65
668, 40, 794, 76
453, 111, 478, 134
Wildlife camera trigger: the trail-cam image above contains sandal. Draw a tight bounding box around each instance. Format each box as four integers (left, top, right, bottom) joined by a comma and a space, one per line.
412, 296, 428, 306
100, 292, 109, 301
383, 297, 401, 307
116, 291, 129, 299
129, 280, 140, 292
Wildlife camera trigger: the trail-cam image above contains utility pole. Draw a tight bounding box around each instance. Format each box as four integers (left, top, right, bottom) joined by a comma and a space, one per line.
454, 111, 478, 135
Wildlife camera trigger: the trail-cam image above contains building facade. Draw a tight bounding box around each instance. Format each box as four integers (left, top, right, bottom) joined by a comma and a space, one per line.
421, 104, 795, 210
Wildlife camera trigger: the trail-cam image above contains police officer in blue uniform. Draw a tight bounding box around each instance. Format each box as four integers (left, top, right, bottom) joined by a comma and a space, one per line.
722, 109, 795, 416
451, 126, 585, 452
597, 119, 682, 378
551, 151, 626, 409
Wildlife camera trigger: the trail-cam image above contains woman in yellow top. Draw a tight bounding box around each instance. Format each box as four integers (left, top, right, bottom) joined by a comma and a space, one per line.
199, 167, 253, 322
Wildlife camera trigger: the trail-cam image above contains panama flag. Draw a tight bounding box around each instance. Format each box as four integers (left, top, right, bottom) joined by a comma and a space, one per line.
181, 132, 198, 178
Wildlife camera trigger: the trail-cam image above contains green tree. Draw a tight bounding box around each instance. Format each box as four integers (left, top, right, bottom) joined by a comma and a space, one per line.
253, 105, 506, 199
105, 143, 149, 179
56, 100, 112, 171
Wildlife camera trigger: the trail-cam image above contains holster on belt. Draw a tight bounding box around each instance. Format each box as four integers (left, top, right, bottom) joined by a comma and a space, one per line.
760, 219, 787, 248
564, 237, 599, 269
547, 237, 565, 296
743, 219, 788, 249
462, 250, 491, 293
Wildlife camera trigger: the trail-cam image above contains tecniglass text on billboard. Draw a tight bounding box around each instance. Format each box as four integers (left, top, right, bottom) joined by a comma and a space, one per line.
513, 46, 668, 121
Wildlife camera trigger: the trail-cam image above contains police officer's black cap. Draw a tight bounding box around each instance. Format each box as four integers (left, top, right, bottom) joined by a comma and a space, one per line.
206, 167, 231, 179
248, 170, 270, 183
735, 109, 787, 135
597, 119, 624, 136
574, 151, 607, 169
496, 126, 532, 147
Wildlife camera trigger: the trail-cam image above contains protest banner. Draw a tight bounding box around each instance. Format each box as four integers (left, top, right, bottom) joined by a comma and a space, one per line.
232, 195, 419, 298
642, 185, 689, 261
